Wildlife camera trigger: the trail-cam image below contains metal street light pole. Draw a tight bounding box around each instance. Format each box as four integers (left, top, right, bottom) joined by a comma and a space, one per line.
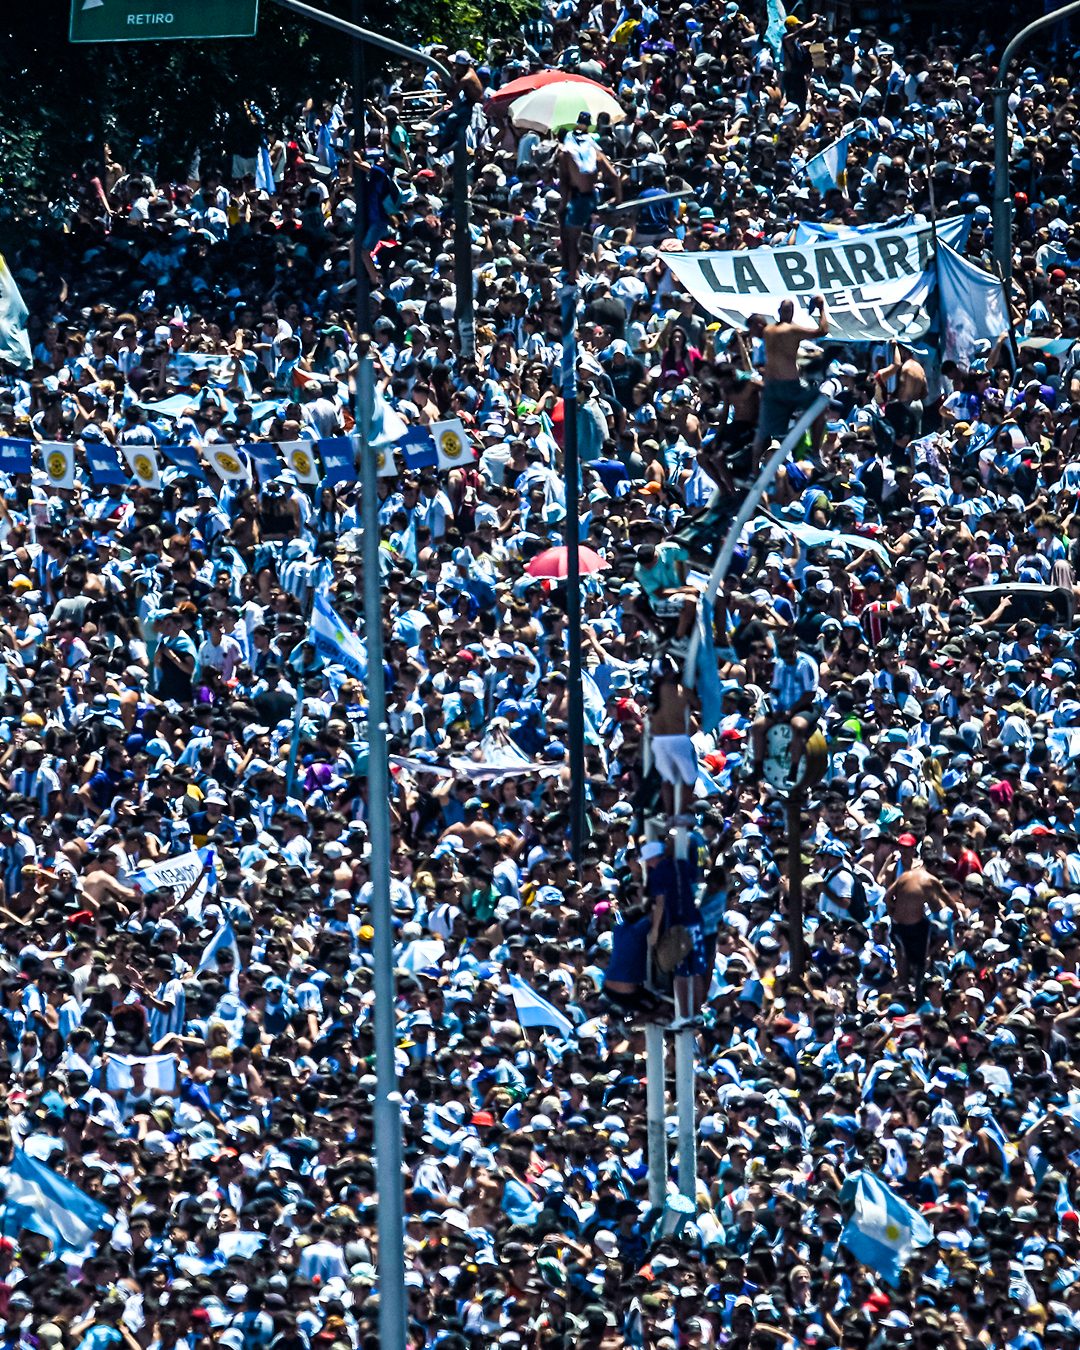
357, 352, 406, 1350
271, 0, 474, 354
992, 0, 1080, 283
559, 281, 585, 865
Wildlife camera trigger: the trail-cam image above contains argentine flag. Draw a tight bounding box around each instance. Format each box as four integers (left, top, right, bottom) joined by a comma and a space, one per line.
310, 588, 367, 681
370, 386, 409, 448
0, 255, 31, 369
197, 921, 241, 978
1, 1148, 110, 1258
256, 143, 276, 196
805, 130, 856, 195
840, 1170, 933, 1287
693, 597, 723, 735
508, 973, 575, 1040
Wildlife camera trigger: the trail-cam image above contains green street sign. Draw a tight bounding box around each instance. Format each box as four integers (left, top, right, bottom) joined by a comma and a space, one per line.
70, 0, 258, 42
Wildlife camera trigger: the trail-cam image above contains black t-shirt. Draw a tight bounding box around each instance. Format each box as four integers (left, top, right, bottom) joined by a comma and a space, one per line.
732, 616, 770, 661
608, 357, 645, 409
585, 294, 628, 340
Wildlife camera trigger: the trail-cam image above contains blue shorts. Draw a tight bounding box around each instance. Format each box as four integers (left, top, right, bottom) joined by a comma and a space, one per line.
563, 190, 598, 229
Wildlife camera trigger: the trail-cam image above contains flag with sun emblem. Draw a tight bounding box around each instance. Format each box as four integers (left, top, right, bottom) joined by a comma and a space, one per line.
121, 443, 161, 491
430, 418, 474, 472
40, 441, 76, 491
840, 1170, 933, 1287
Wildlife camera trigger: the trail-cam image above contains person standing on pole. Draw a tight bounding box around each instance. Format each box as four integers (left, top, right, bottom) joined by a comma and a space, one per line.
558, 111, 622, 280
747, 296, 829, 466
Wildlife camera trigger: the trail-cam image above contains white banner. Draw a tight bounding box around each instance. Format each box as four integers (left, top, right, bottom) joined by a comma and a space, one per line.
105, 1054, 177, 1093
127, 847, 214, 917
663, 216, 940, 343
430, 418, 475, 471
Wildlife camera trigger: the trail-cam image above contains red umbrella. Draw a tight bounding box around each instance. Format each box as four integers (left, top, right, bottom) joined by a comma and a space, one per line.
526, 545, 608, 579
487, 71, 608, 112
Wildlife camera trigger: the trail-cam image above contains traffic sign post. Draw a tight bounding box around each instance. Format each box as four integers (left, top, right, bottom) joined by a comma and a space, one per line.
70, 0, 258, 42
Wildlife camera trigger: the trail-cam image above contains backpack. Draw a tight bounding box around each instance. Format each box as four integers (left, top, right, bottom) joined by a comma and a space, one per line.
825, 863, 870, 924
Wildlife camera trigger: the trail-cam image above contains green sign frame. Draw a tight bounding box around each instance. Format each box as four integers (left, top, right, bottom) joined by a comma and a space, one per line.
70, 0, 258, 42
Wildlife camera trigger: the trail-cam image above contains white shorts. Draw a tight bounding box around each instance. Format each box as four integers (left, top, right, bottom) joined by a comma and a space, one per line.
652, 733, 699, 787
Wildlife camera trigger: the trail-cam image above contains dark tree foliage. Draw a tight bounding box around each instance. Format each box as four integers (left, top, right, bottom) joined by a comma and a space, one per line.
0, 0, 532, 218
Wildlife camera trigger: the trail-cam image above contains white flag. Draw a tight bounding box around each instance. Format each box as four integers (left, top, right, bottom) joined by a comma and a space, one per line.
430, 418, 475, 471
277, 440, 321, 485
122, 443, 161, 490
375, 441, 400, 478
0, 255, 31, 369
40, 441, 75, 491
205, 444, 251, 483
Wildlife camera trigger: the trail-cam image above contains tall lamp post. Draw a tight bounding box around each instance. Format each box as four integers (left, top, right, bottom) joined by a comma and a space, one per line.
992, 0, 1080, 284
265, 5, 480, 1348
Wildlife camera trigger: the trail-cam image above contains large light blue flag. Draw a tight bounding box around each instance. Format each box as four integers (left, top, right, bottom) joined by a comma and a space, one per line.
2, 1147, 110, 1257
1058, 1175, 1074, 1218
0, 256, 31, 369
256, 143, 276, 195
694, 598, 723, 735
840, 1170, 934, 1287
508, 973, 575, 1039
937, 242, 1010, 370
311, 588, 367, 680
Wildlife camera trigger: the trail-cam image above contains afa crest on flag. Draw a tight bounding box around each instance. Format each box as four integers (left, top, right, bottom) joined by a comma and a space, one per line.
277, 440, 321, 485
40, 441, 75, 491
430, 418, 475, 471
122, 443, 161, 490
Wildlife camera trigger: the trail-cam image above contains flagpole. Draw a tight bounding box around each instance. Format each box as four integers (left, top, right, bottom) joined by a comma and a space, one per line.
357, 351, 407, 1350
560, 280, 586, 867
285, 587, 315, 798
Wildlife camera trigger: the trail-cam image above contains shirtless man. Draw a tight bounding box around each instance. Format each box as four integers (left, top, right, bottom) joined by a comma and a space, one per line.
558, 111, 622, 279
649, 657, 698, 817
883, 862, 964, 998
874, 343, 928, 439
748, 296, 829, 463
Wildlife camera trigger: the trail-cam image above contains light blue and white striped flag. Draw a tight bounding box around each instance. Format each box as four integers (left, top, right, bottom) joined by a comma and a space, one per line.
256, 143, 276, 195
805, 129, 857, 195
1, 1147, 111, 1258
508, 973, 575, 1040
310, 588, 367, 681
840, 1170, 934, 1287
316, 123, 337, 173
197, 921, 241, 977
0, 255, 32, 369
370, 387, 409, 448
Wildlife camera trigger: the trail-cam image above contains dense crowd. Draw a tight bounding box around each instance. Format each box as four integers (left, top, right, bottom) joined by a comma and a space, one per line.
4, 0, 1080, 1347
